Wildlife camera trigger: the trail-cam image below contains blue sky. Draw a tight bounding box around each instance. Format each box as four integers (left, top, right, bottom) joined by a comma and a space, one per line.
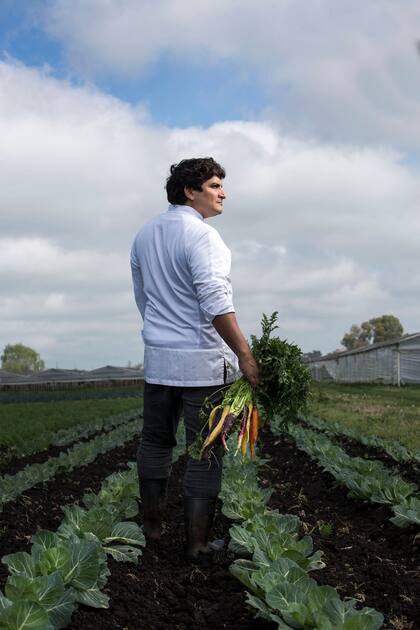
1, 1, 420, 368
0, 1, 268, 127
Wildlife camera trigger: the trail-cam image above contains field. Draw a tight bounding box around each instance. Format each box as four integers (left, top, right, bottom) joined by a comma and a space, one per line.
0, 383, 419, 629
308, 382, 420, 448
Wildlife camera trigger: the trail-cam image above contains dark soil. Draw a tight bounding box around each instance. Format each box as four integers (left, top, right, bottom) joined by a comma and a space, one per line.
261, 430, 420, 630
0, 436, 141, 588
68, 456, 275, 630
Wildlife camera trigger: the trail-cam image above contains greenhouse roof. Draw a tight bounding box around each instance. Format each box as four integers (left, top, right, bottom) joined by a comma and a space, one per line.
312, 332, 420, 362
0, 366, 144, 385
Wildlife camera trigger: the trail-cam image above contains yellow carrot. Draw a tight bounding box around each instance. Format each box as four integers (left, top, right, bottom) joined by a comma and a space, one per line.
208, 405, 222, 430
200, 405, 230, 458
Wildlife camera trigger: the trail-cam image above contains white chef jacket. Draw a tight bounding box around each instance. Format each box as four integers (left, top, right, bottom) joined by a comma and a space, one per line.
130, 204, 240, 386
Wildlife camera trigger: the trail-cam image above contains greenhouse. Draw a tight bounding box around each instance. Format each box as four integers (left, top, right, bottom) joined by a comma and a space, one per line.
308, 333, 420, 385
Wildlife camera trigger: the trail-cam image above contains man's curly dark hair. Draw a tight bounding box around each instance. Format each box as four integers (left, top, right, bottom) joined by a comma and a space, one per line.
166, 157, 225, 205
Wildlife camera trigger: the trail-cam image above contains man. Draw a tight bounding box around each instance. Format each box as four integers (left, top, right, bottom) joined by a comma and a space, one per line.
131, 157, 259, 560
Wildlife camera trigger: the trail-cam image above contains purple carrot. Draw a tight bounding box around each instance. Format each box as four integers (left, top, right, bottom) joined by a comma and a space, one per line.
234, 406, 249, 455
221, 413, 237, 451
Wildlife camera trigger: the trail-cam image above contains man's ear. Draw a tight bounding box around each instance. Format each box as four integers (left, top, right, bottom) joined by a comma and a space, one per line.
184, 186, 195, 202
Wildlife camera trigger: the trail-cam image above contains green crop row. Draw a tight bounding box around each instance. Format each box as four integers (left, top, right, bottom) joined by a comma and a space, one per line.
0, 412, 142, 509
42, 408, 141, 450
0, 420, 187, 629
0, 397, 142, 459
283, 421, 420, 529
0, 461, 144, 629
220, 440, 383, 629
301, 414, 420, 465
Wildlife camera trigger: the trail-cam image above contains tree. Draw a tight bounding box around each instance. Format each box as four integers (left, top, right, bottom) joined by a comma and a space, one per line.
341, 315, 403, 350
1, 343, 45, 374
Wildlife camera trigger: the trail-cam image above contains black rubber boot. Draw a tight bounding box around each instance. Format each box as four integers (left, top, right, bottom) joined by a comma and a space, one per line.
140, 478, 168, 541
184, 497, 224, 562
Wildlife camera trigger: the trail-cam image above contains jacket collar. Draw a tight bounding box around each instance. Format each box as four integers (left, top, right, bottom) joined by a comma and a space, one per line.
168, 204, 204, 221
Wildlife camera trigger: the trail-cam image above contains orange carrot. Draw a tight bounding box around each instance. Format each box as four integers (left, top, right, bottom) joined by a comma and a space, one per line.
241, 405, 252, 457
249, 406, 259, 458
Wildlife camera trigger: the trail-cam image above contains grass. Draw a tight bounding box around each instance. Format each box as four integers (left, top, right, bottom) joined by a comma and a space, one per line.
0, 396, 142, 455
307, 382, 420, 449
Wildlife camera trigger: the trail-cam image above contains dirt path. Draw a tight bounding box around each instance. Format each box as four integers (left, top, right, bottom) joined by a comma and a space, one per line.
68, 456, 274, 630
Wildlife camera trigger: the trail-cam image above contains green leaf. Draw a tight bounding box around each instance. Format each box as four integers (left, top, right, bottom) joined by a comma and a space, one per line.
5, 572, 76, 630
103, 521, 145, 547
30, 531, 61, 553
2, 553, 38, 579
245, 593, 285, 626
321, 597, 384, 630
73, 587, 109, 609
37, 547, 70, 577
80, 508, 115, 541
43, 589, 76, 630
228, 525, 254, 555
220, 503, 243, 520
0, 592, 12, 612
229, 560, 260, 595
103, 545, 143, 563
307, 584, 338, 614
0, 600, 53, 630
64, 540, 102, 591
57, 505, 86, 539
265, 577, 317, 613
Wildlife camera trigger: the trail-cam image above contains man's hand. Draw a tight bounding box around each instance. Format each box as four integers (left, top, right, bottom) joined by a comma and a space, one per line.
212, 312, 260, 387
238, 351, 260, 388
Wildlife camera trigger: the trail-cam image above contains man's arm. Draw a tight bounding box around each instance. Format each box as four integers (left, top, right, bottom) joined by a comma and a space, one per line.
212, 312, 260, 387
130, 246, 146, 319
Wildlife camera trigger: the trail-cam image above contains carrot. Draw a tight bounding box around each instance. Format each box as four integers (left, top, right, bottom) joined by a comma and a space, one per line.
249, 406, 259, 458
208, 405, 222, 430
200, 405, 230, 458
235, 405, 249, 456
241, 405, 252, 457
220, 413, 237, 451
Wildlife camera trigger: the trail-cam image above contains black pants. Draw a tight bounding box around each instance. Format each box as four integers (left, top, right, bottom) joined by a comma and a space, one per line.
137, 382, 225, 498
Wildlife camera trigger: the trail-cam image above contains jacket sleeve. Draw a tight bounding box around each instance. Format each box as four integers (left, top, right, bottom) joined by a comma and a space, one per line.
187, 228, 235, 322
130, 244, 146, 320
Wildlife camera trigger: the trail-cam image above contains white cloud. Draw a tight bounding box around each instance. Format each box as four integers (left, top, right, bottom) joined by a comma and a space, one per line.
42, 0, 420, 151
0, 60, 419, 367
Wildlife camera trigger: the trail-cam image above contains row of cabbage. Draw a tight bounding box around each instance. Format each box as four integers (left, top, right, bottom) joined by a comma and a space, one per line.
220, 444, 384, 629
0, 429, 185, 630
0, 463, 145, 629
0, 413, 143, 509
301, 414, 420, 466
0, 425, 186, 629
3, 407, 143, 461
48, 408, 142, 448
283, 421, 420, 528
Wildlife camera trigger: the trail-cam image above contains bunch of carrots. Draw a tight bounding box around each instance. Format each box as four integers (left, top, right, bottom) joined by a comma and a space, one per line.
190, 312, 311, 462
194, 378, 260, 460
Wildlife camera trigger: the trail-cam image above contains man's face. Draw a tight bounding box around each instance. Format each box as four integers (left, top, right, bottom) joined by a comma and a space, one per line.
184, 176, 226, 219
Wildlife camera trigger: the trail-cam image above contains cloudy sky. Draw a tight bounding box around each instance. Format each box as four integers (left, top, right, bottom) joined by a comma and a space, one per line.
1, 0, 420, 369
